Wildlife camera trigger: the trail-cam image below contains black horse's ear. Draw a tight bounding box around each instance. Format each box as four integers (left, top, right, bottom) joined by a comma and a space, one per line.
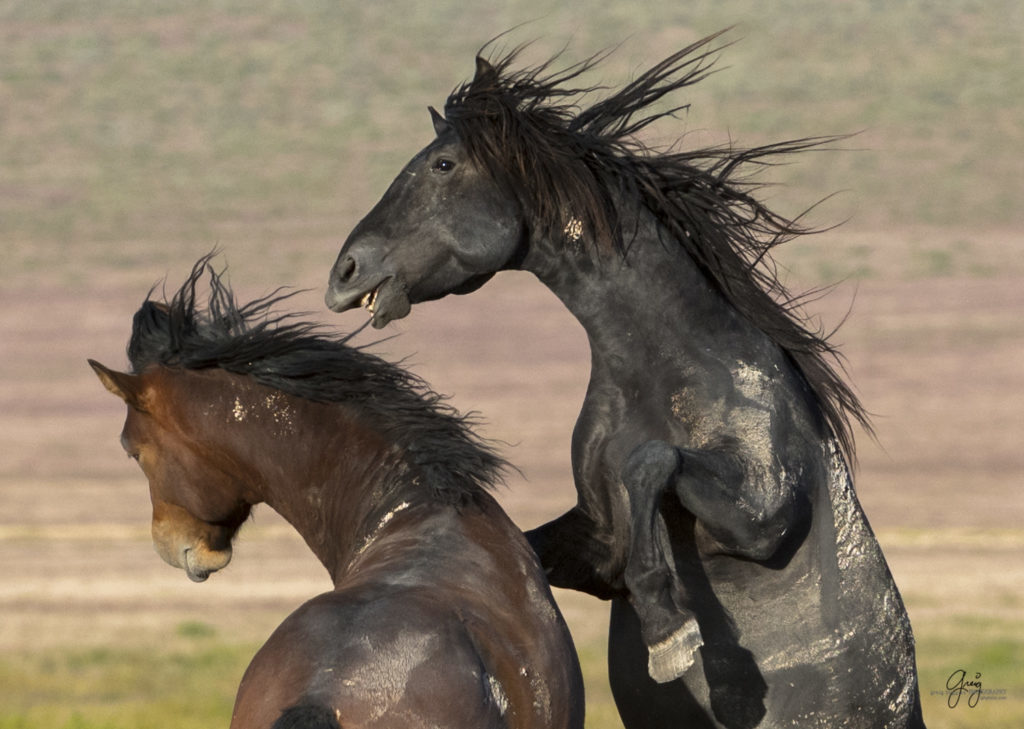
89, 359, 148, 412
474, 55, 497, 83
429, 106, 451, 137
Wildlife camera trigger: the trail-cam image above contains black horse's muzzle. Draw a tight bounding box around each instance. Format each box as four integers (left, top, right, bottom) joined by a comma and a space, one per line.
326, 248, 412, 328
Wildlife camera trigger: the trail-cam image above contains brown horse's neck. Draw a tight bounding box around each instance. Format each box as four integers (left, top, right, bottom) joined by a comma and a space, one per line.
190, 371, 424, 584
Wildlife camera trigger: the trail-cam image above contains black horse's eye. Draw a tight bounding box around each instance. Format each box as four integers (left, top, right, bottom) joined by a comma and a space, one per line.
433, 158, 456, 173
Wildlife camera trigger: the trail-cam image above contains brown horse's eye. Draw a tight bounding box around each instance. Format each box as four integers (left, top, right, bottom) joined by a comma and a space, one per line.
433, 158, 456, 172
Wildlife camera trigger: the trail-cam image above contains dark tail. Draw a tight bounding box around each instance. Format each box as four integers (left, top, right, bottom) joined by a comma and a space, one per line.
271, 704, 339, 729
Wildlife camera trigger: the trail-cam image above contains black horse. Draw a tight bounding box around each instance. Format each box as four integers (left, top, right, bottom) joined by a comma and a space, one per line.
326, 34, 924, 729
91, 257, 584, 729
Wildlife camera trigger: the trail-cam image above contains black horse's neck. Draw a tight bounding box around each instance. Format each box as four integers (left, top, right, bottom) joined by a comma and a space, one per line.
523, 211, 771, 387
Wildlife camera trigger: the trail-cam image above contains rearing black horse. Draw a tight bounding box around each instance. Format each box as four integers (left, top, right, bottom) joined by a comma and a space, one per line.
326, 34, 924, 729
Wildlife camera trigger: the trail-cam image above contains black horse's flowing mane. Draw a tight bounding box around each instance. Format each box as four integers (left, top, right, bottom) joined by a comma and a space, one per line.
442, 31, 871, 460
127, 256, 506, 503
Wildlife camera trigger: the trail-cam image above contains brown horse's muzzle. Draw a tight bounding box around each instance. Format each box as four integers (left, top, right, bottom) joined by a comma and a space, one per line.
151, 502, 234, 582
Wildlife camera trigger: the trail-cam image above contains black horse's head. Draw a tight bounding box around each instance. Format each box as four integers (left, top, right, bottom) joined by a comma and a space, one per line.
325, 36, 734, 328
325, 43, 640, 328
326, 100, 526, 328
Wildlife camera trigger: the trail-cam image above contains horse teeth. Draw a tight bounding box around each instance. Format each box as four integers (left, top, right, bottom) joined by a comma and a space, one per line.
361, 288, 379, 314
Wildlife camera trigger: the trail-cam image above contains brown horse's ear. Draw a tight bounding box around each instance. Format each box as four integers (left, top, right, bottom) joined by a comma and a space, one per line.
429, 106, 450, 137
88, 359, 148, 411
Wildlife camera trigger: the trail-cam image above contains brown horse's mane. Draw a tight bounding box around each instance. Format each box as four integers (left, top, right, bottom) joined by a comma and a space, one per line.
126, 255, 506, 503
441, 31, 871, 461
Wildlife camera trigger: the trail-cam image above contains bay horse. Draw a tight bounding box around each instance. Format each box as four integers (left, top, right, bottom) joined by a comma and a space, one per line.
325, 34, 925, 729
90, 257, 584, 729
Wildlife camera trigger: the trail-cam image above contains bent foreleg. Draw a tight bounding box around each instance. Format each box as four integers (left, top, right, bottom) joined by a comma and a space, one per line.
619, 439, 806, 683
667, 442, 801, 561
620, 441, 704, 683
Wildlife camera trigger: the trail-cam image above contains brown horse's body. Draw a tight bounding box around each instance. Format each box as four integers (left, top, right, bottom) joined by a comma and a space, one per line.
91, 260, 583, 729
233, 500, 569, 729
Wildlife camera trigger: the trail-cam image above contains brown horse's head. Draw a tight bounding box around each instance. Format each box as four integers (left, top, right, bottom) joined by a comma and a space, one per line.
90, 360, 252, 582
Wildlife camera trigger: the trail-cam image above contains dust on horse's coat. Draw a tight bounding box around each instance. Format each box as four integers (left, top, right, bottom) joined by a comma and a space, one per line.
91, 257, 584, 729
326, 32, 925, 729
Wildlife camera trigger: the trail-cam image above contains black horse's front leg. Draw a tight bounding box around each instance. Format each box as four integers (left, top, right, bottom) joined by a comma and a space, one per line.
619, 442, 704, 684
620, 439, 803, 684
526, 507, 626, 600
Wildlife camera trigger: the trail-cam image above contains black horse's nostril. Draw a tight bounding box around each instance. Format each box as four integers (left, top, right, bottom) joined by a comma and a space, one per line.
335, 255, 357, 283
325, 250, 373, 312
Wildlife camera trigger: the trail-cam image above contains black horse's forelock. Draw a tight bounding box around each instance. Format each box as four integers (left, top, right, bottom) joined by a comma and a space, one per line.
442, 32, 871, 461
127, 254, 507, 502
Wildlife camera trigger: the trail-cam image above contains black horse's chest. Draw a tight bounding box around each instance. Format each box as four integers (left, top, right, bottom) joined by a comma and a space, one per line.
570, 375, 675, 513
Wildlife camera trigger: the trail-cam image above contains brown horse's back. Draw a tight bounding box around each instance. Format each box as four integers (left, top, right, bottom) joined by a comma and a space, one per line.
231, 499, 583, 729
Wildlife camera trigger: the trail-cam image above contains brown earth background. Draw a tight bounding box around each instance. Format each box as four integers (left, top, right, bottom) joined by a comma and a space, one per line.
1, 3, 1022, 727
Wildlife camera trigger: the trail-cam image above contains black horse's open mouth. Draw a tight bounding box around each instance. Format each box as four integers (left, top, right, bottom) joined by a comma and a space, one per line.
359, 286, 381, 314
326, 275, 411, 328
366, 276, 411, 328
325, 275, 386, 315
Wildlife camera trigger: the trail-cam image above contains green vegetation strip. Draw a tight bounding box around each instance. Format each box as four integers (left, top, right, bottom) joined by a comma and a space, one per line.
1, 618, 1021, 729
